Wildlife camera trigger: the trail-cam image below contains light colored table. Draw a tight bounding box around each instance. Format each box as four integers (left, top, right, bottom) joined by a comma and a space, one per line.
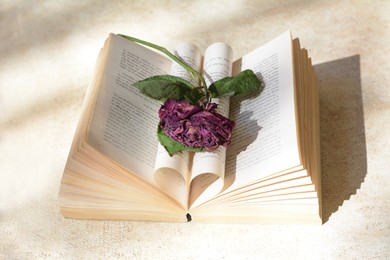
1, 0, 389, 258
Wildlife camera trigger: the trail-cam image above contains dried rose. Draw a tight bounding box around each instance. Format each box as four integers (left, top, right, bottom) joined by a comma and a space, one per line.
121, 34, 263, 156
158, 99, 235, 152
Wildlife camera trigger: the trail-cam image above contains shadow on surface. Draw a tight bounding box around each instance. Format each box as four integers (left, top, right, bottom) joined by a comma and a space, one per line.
314, 55, 367, 223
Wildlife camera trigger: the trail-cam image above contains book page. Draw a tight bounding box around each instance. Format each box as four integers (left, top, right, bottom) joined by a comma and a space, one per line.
189, 42, 233, 208
87, 34, 172, 184
153, 42, 202, 207
223, 31, 301, 193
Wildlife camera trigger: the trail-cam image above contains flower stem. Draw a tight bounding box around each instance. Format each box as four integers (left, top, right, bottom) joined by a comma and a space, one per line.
119, 34, 209, 101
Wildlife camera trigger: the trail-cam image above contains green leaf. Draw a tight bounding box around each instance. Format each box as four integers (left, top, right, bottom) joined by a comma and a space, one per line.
208, 69, 264, 98
133, 75, 196, 101
157, 124, 203, 156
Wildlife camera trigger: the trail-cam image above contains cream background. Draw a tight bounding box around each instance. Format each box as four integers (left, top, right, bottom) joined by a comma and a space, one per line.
1, 0, 390, 259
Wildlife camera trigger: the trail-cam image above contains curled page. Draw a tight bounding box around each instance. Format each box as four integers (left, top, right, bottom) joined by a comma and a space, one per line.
223, 31, 301, 193
153, 42, 202, 208
189, 42, 233, 208
87, 35, 172, 184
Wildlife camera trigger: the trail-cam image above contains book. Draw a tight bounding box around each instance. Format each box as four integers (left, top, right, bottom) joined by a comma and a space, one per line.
59, 31, 322, 224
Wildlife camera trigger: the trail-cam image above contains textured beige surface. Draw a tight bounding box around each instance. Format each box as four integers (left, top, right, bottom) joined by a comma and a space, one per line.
1, 0, 390, 259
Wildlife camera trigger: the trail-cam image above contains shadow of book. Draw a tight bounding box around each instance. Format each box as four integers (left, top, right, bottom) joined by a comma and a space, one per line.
315, 55, 367, 223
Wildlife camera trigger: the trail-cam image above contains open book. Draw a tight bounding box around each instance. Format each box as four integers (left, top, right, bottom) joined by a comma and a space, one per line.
59, 31, 322, 224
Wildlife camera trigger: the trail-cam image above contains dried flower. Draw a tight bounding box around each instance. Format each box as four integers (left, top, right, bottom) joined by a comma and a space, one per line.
120, 34, 263, 156
159, 99, 235, 151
